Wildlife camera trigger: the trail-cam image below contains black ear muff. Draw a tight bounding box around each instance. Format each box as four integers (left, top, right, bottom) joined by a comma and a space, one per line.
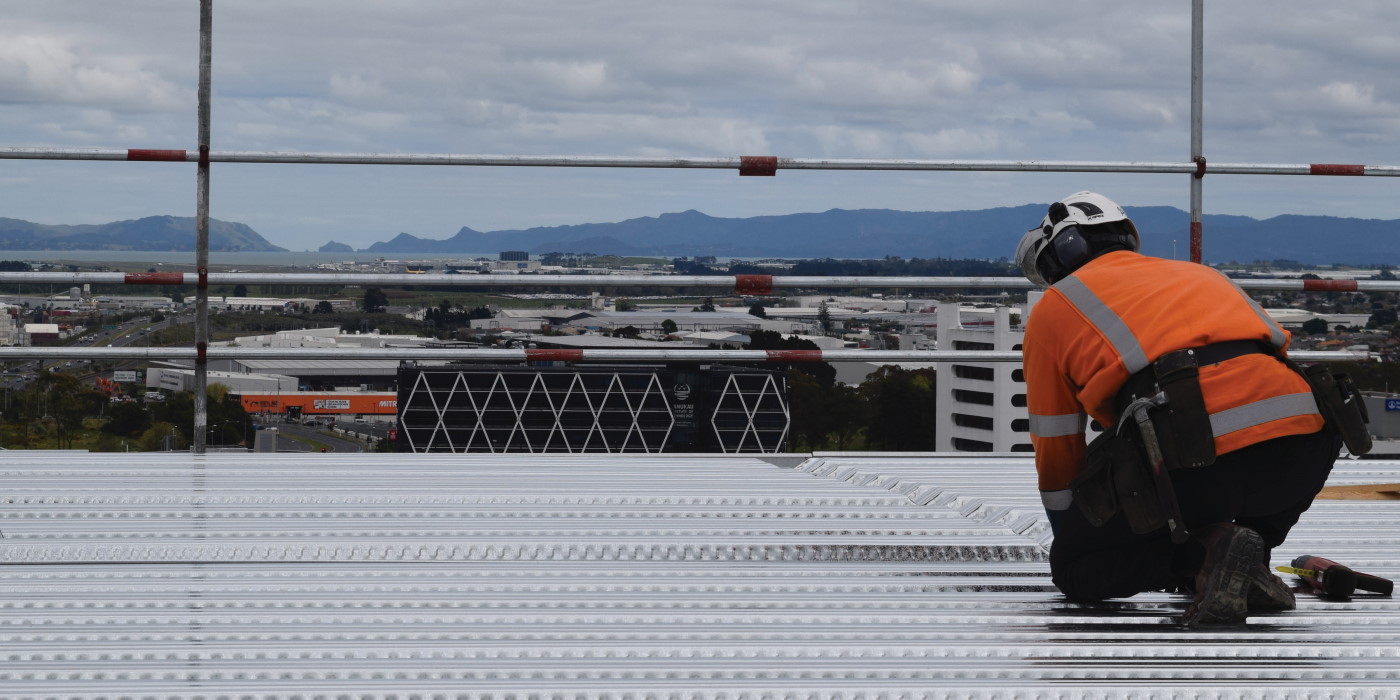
1049, 225, 1093, 272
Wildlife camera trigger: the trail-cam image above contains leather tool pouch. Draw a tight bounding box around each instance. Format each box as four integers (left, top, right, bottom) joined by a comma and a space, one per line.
1116, 349, 1217, 472
1071, 429, 1165, 534
1150, 349, 1217, 469
1303, 365, 1372, 455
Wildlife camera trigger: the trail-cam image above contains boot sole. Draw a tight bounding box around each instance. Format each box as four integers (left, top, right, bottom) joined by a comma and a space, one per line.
1182, 527, 1265, 626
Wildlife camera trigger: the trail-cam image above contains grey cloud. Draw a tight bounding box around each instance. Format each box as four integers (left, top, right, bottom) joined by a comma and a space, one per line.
2, 1, 1399, 250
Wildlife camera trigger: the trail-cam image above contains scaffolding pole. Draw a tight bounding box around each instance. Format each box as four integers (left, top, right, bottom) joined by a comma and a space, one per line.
192, 0, 212, 455
1190, 0, 1205, 263
4, 147, 1400, 177
5, 272, 1397, 292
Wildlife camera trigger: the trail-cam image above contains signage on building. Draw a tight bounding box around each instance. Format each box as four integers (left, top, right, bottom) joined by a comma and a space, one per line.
112, 371, 138, 382
1387, 398, 1400, 412
236, 392, 398, 415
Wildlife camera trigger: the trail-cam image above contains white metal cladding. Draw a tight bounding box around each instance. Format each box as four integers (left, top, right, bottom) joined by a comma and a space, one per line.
2, 451, 1398, 698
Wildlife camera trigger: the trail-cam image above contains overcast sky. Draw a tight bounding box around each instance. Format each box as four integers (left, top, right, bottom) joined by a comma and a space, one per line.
3, 1, 1400, 251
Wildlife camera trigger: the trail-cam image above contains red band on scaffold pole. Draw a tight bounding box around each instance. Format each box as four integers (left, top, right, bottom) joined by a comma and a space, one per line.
1302, 279, 1359, 292
526, 349, 585, 362
1190, 221, 1202, 264
125, 272, 186, 285
196, 341, 208, 366
127, 149, 188, 162
765, 350, 823, 362
735, 274, 774, 296
1310, 164, 1365, 176
197, 267, 208, 290
739, 156, 778, 176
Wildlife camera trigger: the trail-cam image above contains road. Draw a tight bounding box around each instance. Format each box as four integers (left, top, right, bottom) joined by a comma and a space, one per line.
258, 421, 374, 453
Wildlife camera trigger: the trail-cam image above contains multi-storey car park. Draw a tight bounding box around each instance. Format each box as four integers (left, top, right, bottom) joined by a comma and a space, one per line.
1, 2, 1399, 697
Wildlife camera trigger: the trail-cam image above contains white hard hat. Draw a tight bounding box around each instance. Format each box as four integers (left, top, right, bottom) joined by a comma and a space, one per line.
1017, 191, 1140, 286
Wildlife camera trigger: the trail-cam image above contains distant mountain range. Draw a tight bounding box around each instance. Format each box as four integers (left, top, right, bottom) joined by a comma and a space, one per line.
4, 207, 1396, 264
351, 206, 1400, 265
0, 216, 285, 252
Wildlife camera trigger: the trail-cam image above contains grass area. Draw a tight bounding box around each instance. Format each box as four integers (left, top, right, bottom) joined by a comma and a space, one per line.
1, 418, 110, 451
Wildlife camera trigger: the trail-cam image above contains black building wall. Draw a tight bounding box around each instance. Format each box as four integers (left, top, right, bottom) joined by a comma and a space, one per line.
396, 363, 788, 454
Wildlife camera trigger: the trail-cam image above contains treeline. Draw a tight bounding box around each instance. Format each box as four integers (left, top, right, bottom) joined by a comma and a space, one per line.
785, 366, 937, 451
738, 330, 937, 451
1, 374, 250, 451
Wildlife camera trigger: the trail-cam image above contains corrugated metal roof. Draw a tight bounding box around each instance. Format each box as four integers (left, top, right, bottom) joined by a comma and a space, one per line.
2, 450, 1397, 698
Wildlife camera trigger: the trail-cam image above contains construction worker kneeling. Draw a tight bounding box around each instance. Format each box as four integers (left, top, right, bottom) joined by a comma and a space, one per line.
1016, 191, 1369, 626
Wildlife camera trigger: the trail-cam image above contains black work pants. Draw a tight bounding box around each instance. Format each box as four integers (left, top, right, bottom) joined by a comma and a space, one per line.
1049, 428, 1340, 602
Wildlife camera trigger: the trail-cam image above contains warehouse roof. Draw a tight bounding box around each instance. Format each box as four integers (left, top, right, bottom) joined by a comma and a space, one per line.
2, 451, 1397, 697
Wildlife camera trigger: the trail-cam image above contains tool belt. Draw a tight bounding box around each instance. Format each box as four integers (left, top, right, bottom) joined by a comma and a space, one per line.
1070, 338, 1373, 533
1070, 340, 1257, 533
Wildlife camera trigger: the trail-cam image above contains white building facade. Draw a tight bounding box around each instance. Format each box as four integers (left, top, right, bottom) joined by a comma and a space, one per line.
934, 301, 1033, 454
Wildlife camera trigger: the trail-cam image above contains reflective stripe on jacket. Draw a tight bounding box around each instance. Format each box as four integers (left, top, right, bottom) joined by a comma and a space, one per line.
1023, 251, 1323, 510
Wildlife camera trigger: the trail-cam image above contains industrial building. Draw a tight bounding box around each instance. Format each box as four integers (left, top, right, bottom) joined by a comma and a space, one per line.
147, 366, 298, 394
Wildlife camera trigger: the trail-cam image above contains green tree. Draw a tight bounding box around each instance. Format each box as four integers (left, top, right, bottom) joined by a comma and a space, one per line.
744, 330, 835, 388
1301, 317, 1329, 336
148, 384, 251, 447
859, 366, 937, 451
660, 319, 679, 335
102, 401, 151, 438
817, 301, 832, 334
748, 303, 767, 318
361, 287, 389, 313
312, 300, 334, 314
233, 284, 248, 297
139, 421, 186, 452
19, 372, 105, 449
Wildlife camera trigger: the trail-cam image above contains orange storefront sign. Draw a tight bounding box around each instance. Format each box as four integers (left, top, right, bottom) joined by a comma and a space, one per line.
237, 392, 398, 415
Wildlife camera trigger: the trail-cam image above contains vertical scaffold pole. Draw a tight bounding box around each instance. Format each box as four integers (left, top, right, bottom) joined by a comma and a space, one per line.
193, 0, 212, 454
1189, 0, 1204, 263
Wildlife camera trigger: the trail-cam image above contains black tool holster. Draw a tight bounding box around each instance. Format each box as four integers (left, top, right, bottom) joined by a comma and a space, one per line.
1284, 359, 1372, 456
1069, 348, 1216, 534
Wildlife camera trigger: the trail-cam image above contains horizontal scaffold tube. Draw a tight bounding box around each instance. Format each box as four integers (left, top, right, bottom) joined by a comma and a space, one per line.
0, 348, 1371, 363
5, 147, 1400, 177
1, 272, 1397, 293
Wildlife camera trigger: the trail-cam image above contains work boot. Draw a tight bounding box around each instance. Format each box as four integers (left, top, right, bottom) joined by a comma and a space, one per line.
1246, 563, 1296, 611
1181, 523, 1265, 626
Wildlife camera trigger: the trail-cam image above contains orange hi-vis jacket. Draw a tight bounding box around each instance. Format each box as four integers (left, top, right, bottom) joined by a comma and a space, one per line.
1023, 251, 1324, 515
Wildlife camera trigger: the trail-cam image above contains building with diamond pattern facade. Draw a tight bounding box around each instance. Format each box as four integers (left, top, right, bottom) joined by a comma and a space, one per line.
396, 363, 790, 453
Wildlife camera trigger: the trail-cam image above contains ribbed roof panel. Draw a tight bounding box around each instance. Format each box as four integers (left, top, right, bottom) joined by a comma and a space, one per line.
1, 451, 1397, 698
